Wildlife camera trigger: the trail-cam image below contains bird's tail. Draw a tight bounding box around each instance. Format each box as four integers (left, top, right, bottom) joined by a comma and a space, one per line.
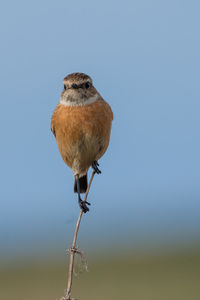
74, 174, 88, 194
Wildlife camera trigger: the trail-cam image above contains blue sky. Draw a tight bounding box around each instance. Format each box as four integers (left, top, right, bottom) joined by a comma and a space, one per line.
0, 0, 200, 259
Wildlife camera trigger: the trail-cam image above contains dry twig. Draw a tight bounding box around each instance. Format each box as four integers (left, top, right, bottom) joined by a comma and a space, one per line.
63, 171, 96, 300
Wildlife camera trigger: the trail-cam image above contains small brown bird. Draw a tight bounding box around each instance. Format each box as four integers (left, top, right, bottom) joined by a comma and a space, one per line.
51, 73, 113, 212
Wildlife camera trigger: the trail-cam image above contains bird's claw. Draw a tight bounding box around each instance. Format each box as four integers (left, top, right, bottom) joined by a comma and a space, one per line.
92, 160, 101, 174
79, 198, 90, 213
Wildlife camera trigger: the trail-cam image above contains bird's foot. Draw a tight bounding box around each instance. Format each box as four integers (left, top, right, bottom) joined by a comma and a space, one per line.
92, 160, 101, 174
78, 197, 91, 213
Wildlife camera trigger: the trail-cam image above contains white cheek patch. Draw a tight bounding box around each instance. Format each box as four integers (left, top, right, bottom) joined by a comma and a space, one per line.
60, 93, 98, 106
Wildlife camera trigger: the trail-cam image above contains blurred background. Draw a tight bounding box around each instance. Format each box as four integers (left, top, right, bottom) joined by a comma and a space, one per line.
0, 0, 200, 299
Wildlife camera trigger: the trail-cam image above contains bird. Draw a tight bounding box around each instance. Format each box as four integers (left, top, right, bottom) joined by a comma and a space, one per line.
51, 72, 113, 213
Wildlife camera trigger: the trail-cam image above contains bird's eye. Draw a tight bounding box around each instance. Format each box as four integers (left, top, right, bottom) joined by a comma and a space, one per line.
85, 82, 91, 89
64, 85, 66, 90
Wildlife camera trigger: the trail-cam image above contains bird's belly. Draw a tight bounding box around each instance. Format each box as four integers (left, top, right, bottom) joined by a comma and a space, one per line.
57, 122, 105, 175
53, 100, 112, 175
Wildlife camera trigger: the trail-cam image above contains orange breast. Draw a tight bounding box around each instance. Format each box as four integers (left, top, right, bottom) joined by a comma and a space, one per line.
51, 98, 113, 174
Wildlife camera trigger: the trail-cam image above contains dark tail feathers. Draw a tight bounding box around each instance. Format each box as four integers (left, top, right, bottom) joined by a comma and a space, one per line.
74, 174, 88, 193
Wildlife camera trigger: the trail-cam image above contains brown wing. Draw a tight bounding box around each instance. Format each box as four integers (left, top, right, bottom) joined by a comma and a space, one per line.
51, 105, 60, 138
51, 125, 56, 137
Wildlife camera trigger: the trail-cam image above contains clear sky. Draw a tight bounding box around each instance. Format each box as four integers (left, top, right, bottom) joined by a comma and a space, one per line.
0, 0, 200, 259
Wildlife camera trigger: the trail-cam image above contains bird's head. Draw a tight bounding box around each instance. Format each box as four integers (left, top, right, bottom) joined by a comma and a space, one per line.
60, 73, 99, 106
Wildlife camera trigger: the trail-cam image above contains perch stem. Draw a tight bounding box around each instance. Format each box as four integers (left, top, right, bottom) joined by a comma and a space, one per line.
66, 171, 96, 300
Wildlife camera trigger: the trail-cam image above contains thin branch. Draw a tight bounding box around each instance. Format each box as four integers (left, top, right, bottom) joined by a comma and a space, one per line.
65, 171, 96, 300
